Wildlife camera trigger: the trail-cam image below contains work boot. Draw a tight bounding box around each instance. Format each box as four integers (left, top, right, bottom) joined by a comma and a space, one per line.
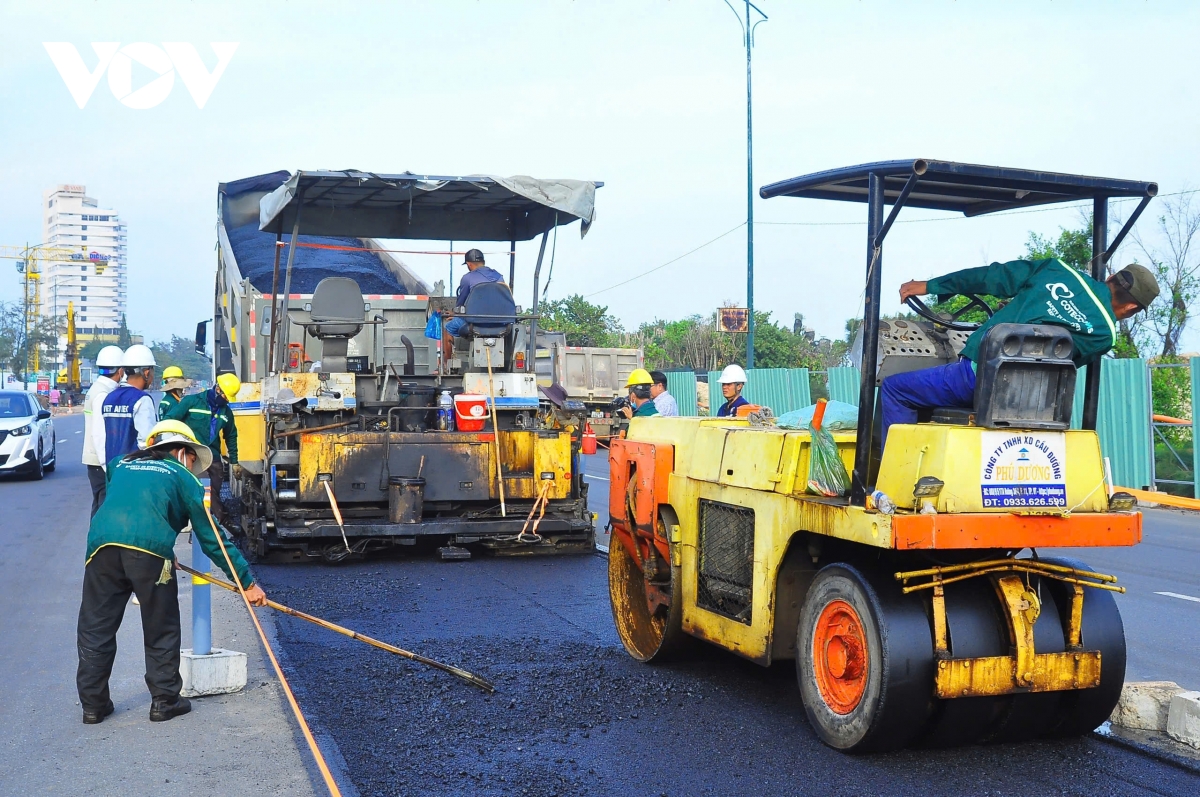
82, 702, 115, 725
149, 696, 191, 723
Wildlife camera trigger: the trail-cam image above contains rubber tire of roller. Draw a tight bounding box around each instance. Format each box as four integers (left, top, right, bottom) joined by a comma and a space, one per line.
796, 563, 934, 752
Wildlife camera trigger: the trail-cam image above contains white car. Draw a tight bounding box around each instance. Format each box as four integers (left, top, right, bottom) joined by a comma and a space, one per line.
0, 391, 56, 479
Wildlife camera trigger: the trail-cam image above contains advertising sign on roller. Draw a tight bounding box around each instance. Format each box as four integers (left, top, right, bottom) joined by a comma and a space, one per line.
980, 431, 1067, 508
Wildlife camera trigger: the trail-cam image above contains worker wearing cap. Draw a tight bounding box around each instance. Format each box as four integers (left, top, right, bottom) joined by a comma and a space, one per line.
882, 260, 1160, 448
649, 370, 679, 417
445, 248, 505, 337
82, 345, 124, 516
98, 344, 158, 469
157, 366, 192, 420
619, 369, 659, 419
76, 420, 267, 726
715, 364, 750, 417
165, 373, 240, 523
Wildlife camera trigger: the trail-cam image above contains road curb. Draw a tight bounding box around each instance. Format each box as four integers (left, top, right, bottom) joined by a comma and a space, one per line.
1093, 723, 1200, 775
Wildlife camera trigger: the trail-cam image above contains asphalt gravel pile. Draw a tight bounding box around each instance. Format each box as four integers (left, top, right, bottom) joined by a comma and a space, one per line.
255, 555, 1200, 797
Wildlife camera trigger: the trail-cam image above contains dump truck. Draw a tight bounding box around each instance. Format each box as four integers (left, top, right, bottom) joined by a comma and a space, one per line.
207, 170, 599, 561
533, 332, 644, 437
608, 159, 1155, 751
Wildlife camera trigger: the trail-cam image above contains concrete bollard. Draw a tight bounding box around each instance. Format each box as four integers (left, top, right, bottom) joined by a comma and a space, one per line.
180, 648, 248, 697
1167, 691, 1200, 750
1110, 681, 1186, 731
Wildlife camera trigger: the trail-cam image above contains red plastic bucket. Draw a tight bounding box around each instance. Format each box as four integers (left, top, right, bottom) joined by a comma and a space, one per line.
454, 394, 488, 432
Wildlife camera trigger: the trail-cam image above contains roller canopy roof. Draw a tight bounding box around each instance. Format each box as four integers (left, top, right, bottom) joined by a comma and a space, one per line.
759, 159, 1157, 217
259, 170, 600, 240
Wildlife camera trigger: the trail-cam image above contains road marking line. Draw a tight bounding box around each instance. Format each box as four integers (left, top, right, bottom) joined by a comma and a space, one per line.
1156, 591, 1200, 603
584, 474, 609, 481
75, 431, 81, 434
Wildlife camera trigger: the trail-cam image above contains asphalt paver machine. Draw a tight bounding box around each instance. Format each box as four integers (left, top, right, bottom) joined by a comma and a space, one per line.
607, 159, 1158, 751
213, 170, 600, 560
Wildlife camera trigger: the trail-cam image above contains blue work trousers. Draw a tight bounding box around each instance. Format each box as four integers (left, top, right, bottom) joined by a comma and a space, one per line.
444, 317, 467, 337
879, 358, 976, 450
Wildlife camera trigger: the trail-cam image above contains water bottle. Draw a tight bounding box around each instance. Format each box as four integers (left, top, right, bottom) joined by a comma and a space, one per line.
868, 489, 895, 515
437, 390, 454, 431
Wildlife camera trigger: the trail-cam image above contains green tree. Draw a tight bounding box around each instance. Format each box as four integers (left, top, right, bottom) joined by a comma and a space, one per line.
117, 313, 133, 348
1132, 190, 1200, 358
539, 295, 623, 347
150, 335, 212, 381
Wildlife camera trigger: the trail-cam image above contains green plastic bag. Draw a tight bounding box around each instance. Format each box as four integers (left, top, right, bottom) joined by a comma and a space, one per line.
806, 399, 850, 497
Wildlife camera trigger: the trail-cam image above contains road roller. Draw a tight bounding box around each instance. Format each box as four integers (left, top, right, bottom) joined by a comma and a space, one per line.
608, 160, 1156, 751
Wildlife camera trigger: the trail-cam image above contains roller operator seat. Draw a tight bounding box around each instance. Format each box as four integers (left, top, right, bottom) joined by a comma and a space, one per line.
457, 280, 518, 338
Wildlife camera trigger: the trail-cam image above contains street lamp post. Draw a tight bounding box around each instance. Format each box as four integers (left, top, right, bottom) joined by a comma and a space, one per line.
724, 1, 767, 368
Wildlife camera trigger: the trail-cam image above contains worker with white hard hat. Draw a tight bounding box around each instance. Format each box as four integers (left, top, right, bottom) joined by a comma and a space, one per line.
165, 372, 241, 524
97, 344, 159, 468
76, 420, 266, 726
82, 345, 124, 515
715, 364, 750, 417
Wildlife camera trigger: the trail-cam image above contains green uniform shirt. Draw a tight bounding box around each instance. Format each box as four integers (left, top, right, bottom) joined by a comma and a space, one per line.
158, 391, 181, 421
166, 391, 239, 463
633, 400, 660, 417
86, 456, 255, 588
927, 258, 1117, 367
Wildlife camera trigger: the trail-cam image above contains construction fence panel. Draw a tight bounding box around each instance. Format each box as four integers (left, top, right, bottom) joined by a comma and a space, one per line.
1071, 359, 1153, 490
827, 366, 862, 406
665, 371, 699, 417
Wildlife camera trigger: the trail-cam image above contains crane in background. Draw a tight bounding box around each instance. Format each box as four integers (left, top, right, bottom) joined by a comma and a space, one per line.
0, 243, 100, 379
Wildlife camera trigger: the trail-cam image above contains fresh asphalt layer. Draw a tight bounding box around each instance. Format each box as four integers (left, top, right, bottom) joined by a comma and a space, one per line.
6, 430, 1200, 796
0, 411, 319, 796
250, 453, 1200, 797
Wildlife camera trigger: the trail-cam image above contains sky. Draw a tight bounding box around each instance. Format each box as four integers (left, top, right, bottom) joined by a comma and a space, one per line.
1, 0, 1198, 351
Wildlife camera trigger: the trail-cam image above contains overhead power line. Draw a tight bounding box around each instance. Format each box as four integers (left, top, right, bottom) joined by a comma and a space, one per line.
581, 190, 1193, 298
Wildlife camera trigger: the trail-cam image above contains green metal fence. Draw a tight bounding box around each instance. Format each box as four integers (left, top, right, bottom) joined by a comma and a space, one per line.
664, 371, 698, 416
827, 366, 862, 406
1193, 358, 1200, 499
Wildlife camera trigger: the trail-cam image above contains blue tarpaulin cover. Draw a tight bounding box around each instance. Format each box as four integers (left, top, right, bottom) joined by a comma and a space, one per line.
225, 224, 413, 295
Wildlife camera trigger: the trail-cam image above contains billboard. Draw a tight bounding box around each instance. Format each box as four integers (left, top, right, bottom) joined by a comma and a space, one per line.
716, 307, 749, 333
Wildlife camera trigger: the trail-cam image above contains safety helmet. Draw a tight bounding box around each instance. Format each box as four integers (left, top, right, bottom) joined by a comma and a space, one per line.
145, 420, 212, 476
121, 344, 157, 369
216, 372, 242, 401
625, 368, 653, 388
162, 365, 184, 380
717, 364, 748, 384
95, 345, 124, 369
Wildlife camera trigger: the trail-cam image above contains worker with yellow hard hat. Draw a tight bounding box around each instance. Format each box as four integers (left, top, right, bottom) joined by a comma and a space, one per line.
164, 372, 242, 524
157, 366, 194, 420
620, 368, 659, 420
76, 419, 266, 726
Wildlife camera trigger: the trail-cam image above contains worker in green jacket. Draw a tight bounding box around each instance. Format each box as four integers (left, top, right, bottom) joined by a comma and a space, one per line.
157, 365, 192, 420
880, 259, 1159, 448
76, 420, 266, 726
166, 373, 240, 524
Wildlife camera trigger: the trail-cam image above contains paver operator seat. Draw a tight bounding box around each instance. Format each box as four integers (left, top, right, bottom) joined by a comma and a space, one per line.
291, 277, 367, 373
456, 281, 518, 338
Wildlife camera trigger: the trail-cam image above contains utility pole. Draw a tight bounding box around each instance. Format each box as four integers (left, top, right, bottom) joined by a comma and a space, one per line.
725, 1, 767, 367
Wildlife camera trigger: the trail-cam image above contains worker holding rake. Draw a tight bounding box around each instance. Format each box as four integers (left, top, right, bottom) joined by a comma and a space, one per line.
76, 420, 266, 726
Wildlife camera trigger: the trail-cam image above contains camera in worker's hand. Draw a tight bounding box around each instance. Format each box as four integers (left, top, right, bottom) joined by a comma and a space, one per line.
609, 395, 631, 414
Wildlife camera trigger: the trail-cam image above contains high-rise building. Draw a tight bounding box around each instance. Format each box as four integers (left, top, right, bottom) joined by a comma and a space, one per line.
40, 184, 128, 339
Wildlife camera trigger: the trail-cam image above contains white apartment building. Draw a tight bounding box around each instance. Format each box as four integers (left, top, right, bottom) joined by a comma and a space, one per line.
40, 184, 128, 338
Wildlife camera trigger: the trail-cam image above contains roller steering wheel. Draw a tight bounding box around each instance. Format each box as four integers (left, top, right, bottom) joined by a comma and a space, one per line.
905, 293, 994, 332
